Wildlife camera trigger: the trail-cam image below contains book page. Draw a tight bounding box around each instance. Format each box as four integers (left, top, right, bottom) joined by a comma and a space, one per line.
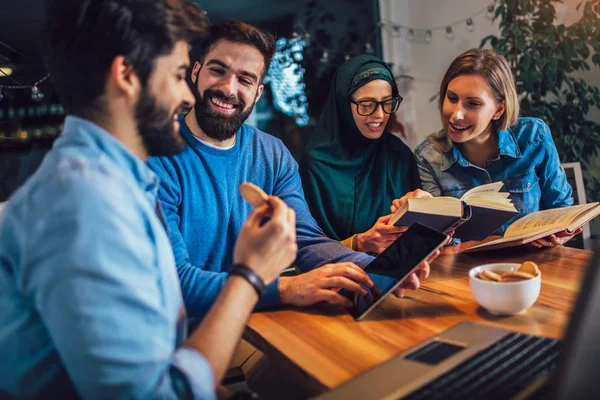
465, 227, 560, 251
407, 197, 462, 216
466, 194, 517, 211
461, 181, 504, 199
505, 203, 599, 238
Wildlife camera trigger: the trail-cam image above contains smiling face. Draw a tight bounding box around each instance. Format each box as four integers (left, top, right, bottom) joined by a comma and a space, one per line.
190, 39, 265, 142
350, 79, 393, 140
442, 74, 505, 145
135, 40, 194, 156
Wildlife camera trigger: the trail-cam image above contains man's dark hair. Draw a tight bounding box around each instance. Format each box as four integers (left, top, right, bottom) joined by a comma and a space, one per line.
42, 0, 208, 117
192, 20, 276, 83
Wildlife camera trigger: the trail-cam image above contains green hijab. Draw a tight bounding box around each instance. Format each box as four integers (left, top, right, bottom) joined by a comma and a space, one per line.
299, 55, 421, 241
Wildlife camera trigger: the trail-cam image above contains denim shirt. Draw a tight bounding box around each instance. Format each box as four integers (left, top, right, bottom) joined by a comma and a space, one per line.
0, 117, 215, 399
414, 117, 573, 234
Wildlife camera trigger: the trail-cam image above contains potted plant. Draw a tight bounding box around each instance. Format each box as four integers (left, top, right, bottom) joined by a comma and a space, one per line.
481, 0, 600, 205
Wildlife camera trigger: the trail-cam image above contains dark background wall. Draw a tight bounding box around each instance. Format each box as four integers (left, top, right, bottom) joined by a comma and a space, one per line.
0, 0, 381, 201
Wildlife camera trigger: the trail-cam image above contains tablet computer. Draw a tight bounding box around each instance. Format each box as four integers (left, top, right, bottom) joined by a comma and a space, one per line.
343, 222, 450, 321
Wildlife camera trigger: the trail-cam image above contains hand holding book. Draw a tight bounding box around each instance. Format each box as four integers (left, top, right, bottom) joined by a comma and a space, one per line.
388, 182, 519, 241
530, 227, 583, 248
465, 203, 600, 253
390, 189, 433, 214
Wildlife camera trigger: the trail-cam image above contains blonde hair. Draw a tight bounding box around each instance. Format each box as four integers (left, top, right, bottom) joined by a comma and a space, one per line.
438, 49, 519, 133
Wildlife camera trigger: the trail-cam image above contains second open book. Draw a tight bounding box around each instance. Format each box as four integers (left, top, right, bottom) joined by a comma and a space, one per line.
464, 202, 600, 252
389, 182, 519, 241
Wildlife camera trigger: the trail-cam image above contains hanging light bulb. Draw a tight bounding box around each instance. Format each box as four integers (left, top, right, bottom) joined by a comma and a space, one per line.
407, 29, 415, 41
320, 50, 329, 64
344, 54, 351, 61
485, 4, 495, 20
304, 32, 311, 43
392, 25, 401, 34
31, 86, 44, 102
364, 42, 374, 54
445, 26, 455, 40
424, 30, 432, 43
466, 18, 475, 32
291, 31, 299, 38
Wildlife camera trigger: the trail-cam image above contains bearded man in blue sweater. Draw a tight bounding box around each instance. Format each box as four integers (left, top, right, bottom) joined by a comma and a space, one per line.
148, 20, 429, 318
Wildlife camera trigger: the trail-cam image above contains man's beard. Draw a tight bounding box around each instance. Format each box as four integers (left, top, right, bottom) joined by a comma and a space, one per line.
135, 85, 185, 157
193, 88, 256, 142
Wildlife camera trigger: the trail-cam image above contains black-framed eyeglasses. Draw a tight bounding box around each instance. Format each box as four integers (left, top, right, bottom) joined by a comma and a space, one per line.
349, 96, 403, 116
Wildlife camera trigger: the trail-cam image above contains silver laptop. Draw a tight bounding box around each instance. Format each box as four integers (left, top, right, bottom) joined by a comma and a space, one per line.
317, 252, 600, 400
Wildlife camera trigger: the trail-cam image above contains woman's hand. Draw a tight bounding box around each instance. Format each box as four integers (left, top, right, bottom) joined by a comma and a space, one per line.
531, 227, 583, 248
356, 214, 408, 254
391, 249, 440, 297
391, 189, 433, 214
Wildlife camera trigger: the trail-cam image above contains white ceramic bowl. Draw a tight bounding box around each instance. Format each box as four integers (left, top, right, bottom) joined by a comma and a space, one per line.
469, 263, 541, 315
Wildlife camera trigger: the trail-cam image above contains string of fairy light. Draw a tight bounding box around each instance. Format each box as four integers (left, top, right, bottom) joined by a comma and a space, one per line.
0, 3, 496, 101
292, 3, 496, 64
0, 38, 49, 102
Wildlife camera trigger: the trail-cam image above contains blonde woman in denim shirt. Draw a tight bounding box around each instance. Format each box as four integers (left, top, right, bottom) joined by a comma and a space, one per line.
412, 49, 582, 248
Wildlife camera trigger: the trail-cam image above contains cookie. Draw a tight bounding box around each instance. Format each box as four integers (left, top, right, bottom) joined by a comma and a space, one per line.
478, 273, 494, 282
501, 271, 535, 282
519, 261, 540, 277
239, 182, 269, 207
480, 270, 502, 282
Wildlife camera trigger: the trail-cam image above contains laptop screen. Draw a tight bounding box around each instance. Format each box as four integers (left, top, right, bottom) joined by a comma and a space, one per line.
551, 251, 600, 399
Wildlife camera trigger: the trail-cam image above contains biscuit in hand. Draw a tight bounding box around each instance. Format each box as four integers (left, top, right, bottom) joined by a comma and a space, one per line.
240, 182, 269, 208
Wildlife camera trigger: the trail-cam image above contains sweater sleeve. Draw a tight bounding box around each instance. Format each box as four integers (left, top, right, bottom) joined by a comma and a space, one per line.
272, 147, 374, 270
148, 157, 281, 319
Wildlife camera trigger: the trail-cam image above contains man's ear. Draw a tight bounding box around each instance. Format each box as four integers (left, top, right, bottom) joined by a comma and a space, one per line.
255, 84, 264, 103
110, 56, 140, 99
191, 61, 202, 84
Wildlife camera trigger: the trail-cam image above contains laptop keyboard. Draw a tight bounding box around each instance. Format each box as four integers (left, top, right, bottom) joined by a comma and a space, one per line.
403, 332, 561, 400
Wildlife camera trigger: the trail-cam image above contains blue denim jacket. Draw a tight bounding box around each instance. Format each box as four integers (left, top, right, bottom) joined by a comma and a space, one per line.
414, 117, 573, 234
0, 117, 214, 399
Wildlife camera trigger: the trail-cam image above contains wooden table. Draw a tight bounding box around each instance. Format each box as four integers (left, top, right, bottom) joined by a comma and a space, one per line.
243, 242, 593, 396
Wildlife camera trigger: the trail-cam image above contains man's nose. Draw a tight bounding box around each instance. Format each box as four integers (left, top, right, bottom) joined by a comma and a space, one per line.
218, 74, 237, 98
182, 84, 195, 108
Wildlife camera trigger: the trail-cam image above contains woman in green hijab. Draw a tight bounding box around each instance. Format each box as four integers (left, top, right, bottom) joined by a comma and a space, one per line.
300, 55, 429, 253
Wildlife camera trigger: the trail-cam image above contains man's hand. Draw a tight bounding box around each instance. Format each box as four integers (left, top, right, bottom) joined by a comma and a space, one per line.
233, 196, 297, 285
391, 249, 439, 298
356, 214, 409, 254
390, 189, 433, 214
279, 262, 374, 307
531, 227, 583, 248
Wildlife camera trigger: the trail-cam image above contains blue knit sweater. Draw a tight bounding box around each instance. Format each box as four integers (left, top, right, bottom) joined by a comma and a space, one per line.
148, 120, 373, 318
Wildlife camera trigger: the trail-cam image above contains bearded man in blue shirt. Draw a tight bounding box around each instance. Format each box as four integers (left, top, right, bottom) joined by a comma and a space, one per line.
0, 1, 298, 399
148, 20, 432, 319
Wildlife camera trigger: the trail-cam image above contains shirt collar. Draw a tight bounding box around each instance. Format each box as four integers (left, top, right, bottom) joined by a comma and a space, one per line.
496, 127, 521, 158
439, 128, 522, 171
59, 116, 159, 196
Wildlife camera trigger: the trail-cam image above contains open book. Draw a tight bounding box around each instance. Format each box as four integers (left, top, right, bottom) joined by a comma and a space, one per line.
389, 182, 519, 241
464, 202, 600, 253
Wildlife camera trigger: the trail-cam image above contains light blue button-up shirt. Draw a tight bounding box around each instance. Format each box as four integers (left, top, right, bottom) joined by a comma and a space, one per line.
0, 116, 215, 399
414, 117, 573, 234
